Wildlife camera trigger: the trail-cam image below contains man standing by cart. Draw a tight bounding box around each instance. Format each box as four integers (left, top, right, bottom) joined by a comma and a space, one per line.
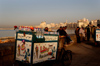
57, 27, 67, 50
57, 26, 71, 50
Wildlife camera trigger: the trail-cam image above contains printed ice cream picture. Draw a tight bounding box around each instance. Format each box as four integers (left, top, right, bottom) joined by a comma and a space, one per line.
16, 40, 32, 63
20, 40, 26, 55
33, 42, 57, 64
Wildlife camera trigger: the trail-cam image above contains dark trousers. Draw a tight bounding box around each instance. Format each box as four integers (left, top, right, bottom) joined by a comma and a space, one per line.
92, 34, 95, 41
77, 36, 81, 43
87, 33, 90, 41
65, 36, 72, 44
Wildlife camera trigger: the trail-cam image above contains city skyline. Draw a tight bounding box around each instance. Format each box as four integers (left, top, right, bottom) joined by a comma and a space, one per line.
0, 0, 100, 28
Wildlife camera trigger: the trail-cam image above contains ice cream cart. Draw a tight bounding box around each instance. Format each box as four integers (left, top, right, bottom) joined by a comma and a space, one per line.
14, 26, 72, 66
14, 27, 59, 65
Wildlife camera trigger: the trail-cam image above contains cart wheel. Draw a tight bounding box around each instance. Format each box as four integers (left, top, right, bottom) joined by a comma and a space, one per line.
57, 48, 65, 61
62, 50, 72, 66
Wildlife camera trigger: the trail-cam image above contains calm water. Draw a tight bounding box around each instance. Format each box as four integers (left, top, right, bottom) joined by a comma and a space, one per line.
0, 30, 15, 38
0, 30, 75, 38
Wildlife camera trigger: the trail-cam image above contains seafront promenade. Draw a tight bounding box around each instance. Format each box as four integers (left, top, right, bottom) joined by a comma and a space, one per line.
0, 34, 100, 66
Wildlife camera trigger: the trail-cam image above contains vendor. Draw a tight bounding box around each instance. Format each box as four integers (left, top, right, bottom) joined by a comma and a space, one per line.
44, 27, 48, 31
57, 26, 67, 49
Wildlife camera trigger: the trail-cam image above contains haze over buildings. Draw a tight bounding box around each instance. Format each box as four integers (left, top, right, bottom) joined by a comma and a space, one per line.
77, 18, 89, 27
0, 0, 100, 28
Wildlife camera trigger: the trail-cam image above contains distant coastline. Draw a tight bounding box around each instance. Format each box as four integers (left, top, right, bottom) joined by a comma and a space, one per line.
0, 28, 13, 30
0, 37, 14, 40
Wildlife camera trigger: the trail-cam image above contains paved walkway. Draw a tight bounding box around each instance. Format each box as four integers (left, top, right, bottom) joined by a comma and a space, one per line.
67, 39, 100, 66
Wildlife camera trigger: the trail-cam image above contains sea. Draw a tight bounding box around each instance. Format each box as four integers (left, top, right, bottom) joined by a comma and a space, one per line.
0, 30, 75, 38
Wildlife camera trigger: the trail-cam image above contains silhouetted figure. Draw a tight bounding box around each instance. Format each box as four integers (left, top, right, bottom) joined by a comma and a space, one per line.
75, 27, 81, 43
86, 25, 90, 41
57, 26, 67, 49
91, 25, 96, 41
57, 27, 64, 35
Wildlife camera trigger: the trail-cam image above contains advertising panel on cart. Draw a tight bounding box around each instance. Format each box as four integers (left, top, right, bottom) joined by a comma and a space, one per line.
33, 31, 59, 64
15, 31, 35, 64
95, 29, 100, 42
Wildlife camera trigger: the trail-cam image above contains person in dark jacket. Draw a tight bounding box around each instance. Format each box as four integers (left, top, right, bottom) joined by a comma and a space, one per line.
75, 27, 81, 43
57, 26, 71, 44
57, 26, 67, 49
86, 25, 90, 41
57, 26, 66, 36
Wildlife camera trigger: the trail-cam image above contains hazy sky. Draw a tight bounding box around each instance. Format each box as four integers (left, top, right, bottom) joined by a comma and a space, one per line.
0, 0, 100, 28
